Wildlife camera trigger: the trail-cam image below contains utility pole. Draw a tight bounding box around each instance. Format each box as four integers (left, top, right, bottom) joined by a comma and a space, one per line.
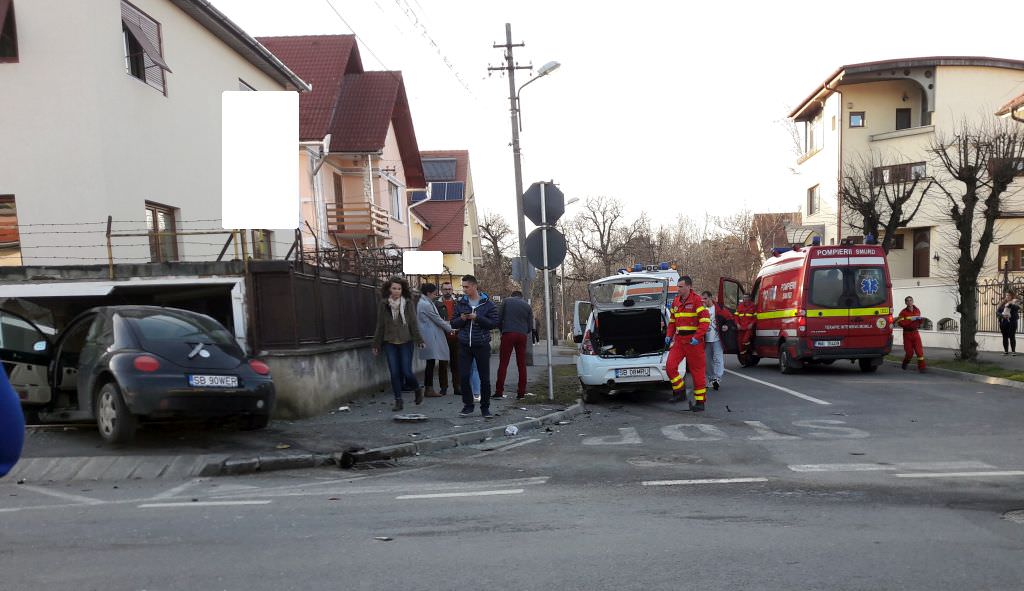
489, 23, 535, 364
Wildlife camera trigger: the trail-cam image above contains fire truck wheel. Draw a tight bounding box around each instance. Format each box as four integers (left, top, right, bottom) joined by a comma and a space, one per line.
779, 347, 801, 375
858, 358, 879, 373
738, 353, 760, 367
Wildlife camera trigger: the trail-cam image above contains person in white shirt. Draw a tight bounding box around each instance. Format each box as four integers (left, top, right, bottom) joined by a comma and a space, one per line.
701, 291, 725, 391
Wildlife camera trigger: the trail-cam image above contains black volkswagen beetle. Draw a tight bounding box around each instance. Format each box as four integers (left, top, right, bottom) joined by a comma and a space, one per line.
2, 305, 275, 443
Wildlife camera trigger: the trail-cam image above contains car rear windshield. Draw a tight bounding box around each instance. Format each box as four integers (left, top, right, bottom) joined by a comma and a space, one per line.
122, 311, 239, 349
809, 267, 886, 308
590, 280, 666, 307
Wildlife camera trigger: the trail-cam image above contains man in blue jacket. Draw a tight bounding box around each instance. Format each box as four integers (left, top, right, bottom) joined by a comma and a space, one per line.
450, 274, 500, 418
0, 370, 25, 478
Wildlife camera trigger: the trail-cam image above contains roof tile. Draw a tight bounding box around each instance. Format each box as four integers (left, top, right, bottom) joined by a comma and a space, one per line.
416, 200, 465, 253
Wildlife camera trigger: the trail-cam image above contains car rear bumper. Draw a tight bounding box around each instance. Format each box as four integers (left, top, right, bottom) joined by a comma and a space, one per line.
120, 376, 275, 418
577, 353, 670, 388
796, 338, 892, 361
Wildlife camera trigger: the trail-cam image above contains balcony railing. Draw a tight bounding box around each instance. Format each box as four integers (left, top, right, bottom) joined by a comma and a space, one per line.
326, 202, 391, 239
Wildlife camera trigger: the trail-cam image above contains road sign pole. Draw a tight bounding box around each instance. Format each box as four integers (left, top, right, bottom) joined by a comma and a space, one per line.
541, 183, 554, 401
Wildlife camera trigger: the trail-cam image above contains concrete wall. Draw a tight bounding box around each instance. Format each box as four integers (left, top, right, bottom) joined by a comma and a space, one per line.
263, 341, 425, 418
0, 0, 299, 265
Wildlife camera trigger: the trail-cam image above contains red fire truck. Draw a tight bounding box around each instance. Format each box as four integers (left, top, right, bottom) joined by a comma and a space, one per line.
717, 243, 893, 374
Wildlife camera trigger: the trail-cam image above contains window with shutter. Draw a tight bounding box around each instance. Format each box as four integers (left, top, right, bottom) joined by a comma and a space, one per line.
0, 0, 18, 63
0, 195, 20, 250
145, 201, 178, 262
121, 1, 169, 94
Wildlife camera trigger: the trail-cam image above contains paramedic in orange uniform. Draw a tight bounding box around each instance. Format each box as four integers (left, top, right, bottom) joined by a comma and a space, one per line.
897, 295, 926, 372
734, 294, 757, 356
665, 276, 711, 411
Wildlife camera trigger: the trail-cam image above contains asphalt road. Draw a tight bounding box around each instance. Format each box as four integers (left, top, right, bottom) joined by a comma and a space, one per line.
3, 357, 1024, 590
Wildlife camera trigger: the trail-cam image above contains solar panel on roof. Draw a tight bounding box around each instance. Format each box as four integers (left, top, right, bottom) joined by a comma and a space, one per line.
428, 182, 465, 201
410, 190, 428, 203
422, 158, 457, 182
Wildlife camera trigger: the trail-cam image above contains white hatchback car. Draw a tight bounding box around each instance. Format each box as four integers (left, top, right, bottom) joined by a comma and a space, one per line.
572, 272, 673, 403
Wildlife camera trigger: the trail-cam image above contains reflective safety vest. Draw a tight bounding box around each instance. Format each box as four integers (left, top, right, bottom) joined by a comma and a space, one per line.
667, 291, 710, 340
897, 305, 923, 332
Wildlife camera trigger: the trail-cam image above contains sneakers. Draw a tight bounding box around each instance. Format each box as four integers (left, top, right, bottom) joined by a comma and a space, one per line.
516, 393, 527, 400
414, 387, 424, 405
901, 361, 909, 370
712, 379, 720, 391
425, 388, 443, 398
689, 400, 705, 412
472, 393, 481, 403
481, 409, 493, 419
492, 393, 505, 400
1004, 352, 1010, 356
1014, 352, 1018, 357
392, 399, 404, 412
458, 406, 474, 417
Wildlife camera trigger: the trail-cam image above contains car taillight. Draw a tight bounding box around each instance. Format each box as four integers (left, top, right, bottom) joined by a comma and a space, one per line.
249, 359, 271, 375
133, 355, 160, 372
887, 314, 894, 327
581, 330, 595, 355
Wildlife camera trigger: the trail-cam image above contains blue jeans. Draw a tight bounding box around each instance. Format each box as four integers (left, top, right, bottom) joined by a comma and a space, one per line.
470, 358, 481, 395
705, 339, 724, 381
383, 342, 418, 400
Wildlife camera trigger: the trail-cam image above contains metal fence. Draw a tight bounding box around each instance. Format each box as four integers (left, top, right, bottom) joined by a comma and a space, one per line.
975, 277, 1024, 333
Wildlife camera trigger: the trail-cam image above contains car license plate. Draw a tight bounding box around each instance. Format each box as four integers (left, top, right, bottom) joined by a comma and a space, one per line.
814, 340, 841, 348
188, 375, 238, 388
615, 368, 651, 378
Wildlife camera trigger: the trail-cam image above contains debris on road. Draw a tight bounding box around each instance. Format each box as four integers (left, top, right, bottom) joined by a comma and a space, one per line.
504, 425, 519, 436
338, 406, 351, 412
556, 420, 570, 425
393, 414, 429, 423
374, 536, 394, 542
275, 443, 291, 450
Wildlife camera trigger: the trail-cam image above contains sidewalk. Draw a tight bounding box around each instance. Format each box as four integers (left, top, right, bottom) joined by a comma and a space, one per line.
918, 346, 1024, 370
14, 345, 580, 480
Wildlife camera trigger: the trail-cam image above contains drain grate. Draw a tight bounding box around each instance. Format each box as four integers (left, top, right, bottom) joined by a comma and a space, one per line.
1003, 510, 1024, 524
350, 460, 398, 471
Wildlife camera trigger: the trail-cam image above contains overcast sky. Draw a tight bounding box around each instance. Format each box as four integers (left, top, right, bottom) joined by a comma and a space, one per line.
210, 0, 1024, 231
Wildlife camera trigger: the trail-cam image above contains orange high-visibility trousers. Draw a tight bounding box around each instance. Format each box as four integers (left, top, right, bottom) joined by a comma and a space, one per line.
902, 331, 925, 370
666, 337, 708, 401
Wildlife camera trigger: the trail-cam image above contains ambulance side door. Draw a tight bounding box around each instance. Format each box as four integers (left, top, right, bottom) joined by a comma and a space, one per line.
717, 277, 746, 354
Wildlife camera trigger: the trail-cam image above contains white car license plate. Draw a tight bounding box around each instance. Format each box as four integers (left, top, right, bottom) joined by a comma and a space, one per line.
615, 368, 651, 378
188, 375, 238, 388
814, 340, 841, 348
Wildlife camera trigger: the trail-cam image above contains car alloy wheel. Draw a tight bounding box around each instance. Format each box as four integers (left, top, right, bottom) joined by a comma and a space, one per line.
95, 382, 137, 444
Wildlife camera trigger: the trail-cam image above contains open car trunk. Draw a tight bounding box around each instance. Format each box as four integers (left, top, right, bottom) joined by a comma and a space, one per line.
593, 309, 665, 358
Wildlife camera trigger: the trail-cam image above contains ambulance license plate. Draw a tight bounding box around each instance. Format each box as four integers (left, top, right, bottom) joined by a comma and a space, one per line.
188, 375, 238, 388
615, 368, 650, 378
814, 340, 841, 348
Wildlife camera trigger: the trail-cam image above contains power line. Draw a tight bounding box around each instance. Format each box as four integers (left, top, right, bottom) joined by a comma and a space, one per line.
390, 0, 474, 96
322, 0, 392, 71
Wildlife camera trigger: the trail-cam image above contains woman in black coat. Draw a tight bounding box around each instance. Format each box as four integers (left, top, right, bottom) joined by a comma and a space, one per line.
997, 292, 1020, 356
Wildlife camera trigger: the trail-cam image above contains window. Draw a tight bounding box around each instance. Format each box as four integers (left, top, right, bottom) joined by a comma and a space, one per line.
874, 162, 927, 185
145, 201, 178, 262
803, 112, 822, 154
998, 245, 1024, 272
913, 228, 930, 278
0, 0, 18, 62
807, 185, 820, 215
888, 234, 905, 250
849, 112, 865, 128
389, 182, 402, 221
251, 230, 272, 260
896, 108, 912, 130
0, 195, 19, 250
121, 1, 170, 94
238, 79, 256, 91
809, 267, 887, 309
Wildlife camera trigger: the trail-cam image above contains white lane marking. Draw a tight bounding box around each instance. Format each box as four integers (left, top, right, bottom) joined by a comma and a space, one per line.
150, 478, 204, 500
661, 423, 726, 441
582, 428, 642, 446
20, 485, 104, 506
743, 420, 800, 441
496, 438, 541, 452
212, 476, 550, 500
139, 500, 272, 508
724, 369, 831, 405
790, 461, 996, 473
0, 507, 22, 513
642, 478, 769, 486
894, 471, 1024, 479
792, 420, 870, 439
396, 489, 524, 500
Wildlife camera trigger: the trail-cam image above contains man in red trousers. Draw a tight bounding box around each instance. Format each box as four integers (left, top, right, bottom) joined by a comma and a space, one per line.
897, 295, 926, 372
665, 276, 711, 411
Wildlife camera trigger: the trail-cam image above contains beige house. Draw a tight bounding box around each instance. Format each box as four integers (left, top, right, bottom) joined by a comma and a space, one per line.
257, 35, 427, 254
789, 57, 1024, 349
410, 150, 482, 283
0, 0, 309, 267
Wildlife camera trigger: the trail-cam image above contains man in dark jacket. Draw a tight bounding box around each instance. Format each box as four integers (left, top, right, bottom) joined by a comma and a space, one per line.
495, 290, 532, 400
450, 274, 499, 418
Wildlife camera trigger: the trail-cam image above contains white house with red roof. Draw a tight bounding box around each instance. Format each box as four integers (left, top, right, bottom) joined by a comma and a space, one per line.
257, 34, 427, 252
410, 150, 483, 283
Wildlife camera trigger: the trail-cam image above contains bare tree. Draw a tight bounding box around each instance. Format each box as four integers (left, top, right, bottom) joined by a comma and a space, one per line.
930, 120, 1024, 360
478, 211, 515, 295
839, 155, 932, 253
567, 196, 642, 277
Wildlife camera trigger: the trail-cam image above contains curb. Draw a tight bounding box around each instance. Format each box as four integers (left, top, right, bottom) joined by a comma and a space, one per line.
884, 360, 1024, 391
336, 400, 585, 469
198, 400, 585, 476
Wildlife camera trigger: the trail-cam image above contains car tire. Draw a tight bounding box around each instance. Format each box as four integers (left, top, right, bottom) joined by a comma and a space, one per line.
240, 414, 270, 431
738, 353, 760, 368
581, 385, 603, 404
858, 358, 879, 373
779, 347, 800, 375
95, 381, 138, 444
